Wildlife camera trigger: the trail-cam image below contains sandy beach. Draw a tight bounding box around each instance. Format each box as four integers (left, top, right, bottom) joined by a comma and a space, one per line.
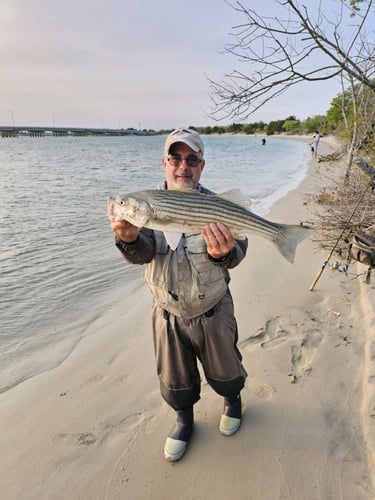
1, 136, 375, 500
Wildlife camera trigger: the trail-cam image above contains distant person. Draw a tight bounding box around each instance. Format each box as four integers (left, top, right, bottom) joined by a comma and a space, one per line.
261, 138, 266, 145
109, 128, 248, 462
310, 130, 320, 159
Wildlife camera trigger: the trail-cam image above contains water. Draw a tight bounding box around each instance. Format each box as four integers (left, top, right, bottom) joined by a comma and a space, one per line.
0, 134, 310, 393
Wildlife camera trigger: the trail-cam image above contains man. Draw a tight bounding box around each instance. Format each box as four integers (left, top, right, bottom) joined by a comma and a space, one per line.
311, 130, 320, 159
110, 128, 248, 462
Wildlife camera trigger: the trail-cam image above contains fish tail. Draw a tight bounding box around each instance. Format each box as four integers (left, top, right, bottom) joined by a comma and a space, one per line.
274, 224, 313, 263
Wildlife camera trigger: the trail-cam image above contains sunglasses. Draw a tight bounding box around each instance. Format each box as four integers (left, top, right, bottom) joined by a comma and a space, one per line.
167, 154, 202, 167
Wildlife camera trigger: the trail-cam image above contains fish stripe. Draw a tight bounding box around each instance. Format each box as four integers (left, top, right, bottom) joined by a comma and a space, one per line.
146, 191, 279, 237
113, 188, 312, 263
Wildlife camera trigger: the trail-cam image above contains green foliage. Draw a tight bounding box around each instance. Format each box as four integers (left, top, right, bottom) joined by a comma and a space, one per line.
326, 91, 353, 129
227, 123, 243, 134
302, 116, 327, 134
265, 120, 284, 135
283, 119, 301, 134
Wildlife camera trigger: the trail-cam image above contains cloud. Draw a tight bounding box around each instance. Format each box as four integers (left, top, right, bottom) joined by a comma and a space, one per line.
0, 0, 344, 129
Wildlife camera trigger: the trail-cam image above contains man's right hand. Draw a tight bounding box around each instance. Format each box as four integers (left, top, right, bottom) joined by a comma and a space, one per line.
110, 219, 139, 243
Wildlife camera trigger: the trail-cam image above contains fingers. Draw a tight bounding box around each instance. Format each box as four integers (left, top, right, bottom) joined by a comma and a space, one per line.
202, 223, 235, 258
110, 219, 129, 231
203, 223, 233, 243
110, 219, 139, 243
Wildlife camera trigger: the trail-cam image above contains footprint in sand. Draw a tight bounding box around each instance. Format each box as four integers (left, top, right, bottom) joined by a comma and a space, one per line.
53, 413, 145, 447
240, 316, 289, 351
289, 327, 323, 382
99, 412, 146, 444
54, 432, 97, 446
240, 309, 324, 383
77, 432, 97, 445
247, 377, 275, 399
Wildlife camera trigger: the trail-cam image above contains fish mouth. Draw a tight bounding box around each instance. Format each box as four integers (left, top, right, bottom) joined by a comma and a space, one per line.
107, 197, 122, 221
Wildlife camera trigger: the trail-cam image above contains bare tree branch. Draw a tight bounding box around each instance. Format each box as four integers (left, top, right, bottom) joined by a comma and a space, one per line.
209, 0, 375, 120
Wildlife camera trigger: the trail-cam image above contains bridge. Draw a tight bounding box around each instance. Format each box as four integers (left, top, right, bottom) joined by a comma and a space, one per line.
0, 125, 147, 138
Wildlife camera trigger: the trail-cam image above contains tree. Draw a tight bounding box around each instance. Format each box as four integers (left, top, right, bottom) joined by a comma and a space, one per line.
227, 122, 244, 133
242, 123, 257, 134
208, 0, 375, 121
302, 115, 327, 134
283, 119, 301, 134
266, 119, 285, 135
326, 92, 352, 131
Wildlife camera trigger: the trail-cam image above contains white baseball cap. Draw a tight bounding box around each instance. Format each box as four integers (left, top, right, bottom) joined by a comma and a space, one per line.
164, 128, 204, 156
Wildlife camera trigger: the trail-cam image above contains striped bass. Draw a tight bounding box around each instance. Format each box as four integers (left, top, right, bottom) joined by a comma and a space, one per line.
108, 188, 312, 263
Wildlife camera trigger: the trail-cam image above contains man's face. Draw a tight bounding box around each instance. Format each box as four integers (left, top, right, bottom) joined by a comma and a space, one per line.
162, 142, 205, 189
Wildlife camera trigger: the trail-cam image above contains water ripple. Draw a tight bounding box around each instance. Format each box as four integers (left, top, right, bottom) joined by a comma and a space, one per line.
0, 134, 310, 392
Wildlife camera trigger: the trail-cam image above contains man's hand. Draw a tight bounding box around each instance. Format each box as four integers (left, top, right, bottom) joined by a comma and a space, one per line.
202, 223, 235, 260
110, 219, 139, 243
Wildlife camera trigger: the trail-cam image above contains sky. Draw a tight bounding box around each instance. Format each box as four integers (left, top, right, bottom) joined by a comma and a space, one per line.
0, 0, 360, 130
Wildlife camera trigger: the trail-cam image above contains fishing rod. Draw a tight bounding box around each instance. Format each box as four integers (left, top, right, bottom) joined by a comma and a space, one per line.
309, 159, 375, 291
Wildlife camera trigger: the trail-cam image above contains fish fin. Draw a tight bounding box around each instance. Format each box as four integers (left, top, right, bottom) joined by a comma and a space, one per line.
164, 232, 183, 251
235, 233, 248, 240
217, 189, 251, 209
274, 224, 313, 263
229, 229, 248, 240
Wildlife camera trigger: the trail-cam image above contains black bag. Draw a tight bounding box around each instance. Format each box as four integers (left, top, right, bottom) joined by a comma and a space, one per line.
348, 230, 375, 267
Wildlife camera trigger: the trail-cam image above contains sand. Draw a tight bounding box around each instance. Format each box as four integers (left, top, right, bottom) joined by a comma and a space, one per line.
1, 136, 375, 500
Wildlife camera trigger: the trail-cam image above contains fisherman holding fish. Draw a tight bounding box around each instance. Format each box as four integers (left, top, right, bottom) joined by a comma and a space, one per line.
109, 128, 248, 462
108, 128, 310, 462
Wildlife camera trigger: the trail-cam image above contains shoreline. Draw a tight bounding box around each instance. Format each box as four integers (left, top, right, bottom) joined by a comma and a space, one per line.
1, 133, 311, 395
1, 137, 374, 499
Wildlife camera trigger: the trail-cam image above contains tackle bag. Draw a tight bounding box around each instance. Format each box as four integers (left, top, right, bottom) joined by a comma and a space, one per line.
348, 230, 375, 267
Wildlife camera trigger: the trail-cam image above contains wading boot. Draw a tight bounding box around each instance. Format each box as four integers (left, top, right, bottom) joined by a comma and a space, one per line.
164, 407, 194, 462
219, 395, 242, 436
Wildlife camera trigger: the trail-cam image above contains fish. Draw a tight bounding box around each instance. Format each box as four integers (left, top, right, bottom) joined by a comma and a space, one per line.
107, 188, 312, 263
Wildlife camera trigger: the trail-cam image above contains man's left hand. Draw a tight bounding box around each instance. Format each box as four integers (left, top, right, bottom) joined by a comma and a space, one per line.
202, 223, 235, 260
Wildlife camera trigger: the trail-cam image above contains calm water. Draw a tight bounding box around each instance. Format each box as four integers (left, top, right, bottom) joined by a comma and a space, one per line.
0, 134, 310, 393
